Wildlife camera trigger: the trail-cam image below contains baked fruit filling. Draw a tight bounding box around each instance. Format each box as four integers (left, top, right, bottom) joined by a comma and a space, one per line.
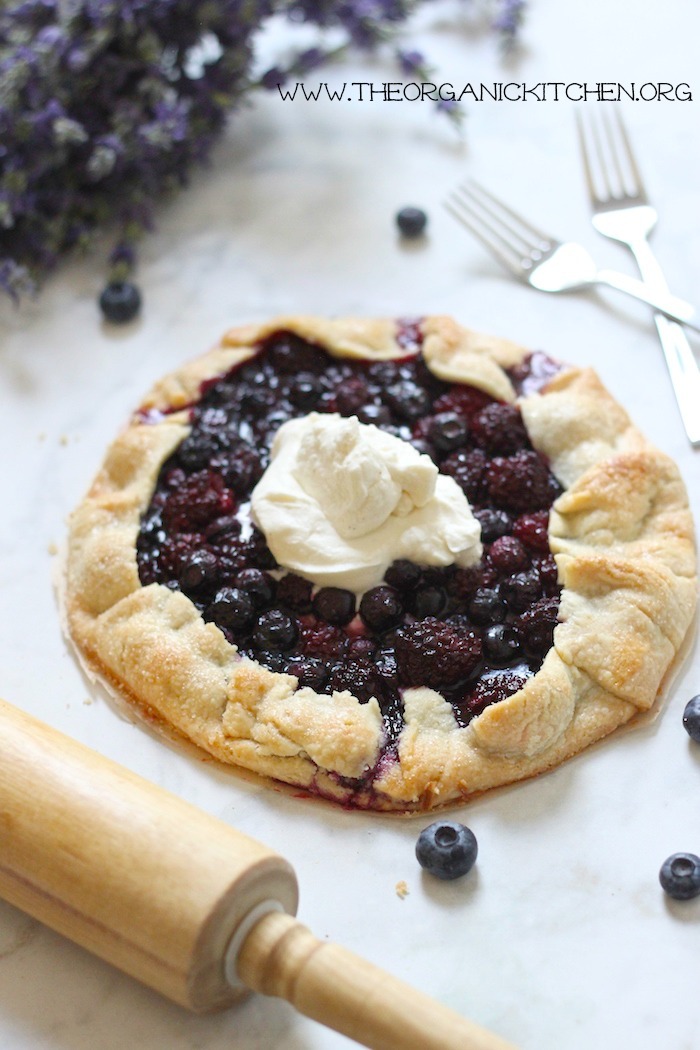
136, 325, 564, 753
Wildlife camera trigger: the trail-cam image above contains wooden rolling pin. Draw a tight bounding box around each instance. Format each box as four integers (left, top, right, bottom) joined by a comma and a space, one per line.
0, 697, 516, 1050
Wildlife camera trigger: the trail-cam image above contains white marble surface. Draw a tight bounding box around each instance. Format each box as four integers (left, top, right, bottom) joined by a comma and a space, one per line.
1, 0, 699, 1047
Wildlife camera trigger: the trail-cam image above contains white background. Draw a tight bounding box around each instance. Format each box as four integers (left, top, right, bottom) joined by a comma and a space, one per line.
1, 0, 699, 1047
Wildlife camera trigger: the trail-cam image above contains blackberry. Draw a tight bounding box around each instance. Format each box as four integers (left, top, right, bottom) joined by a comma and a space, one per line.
485, 450, 555, 514
471, 402, 529, 455
395, 618, 482, 689
441, 448, 487, 502
488, 535, 528, 576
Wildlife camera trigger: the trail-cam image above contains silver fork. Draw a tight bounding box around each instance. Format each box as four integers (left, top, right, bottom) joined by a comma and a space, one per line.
576, 109, 700, 446
444, 180, 700, 332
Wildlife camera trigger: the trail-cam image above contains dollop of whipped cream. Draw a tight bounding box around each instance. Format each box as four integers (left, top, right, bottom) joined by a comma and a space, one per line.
251, 413, 482, 594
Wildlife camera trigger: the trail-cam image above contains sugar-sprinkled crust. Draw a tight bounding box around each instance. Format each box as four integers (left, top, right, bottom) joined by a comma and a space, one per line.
64, 316, 697, 810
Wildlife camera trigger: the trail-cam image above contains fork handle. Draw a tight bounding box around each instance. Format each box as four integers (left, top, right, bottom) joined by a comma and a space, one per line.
594, 269, 700, 333
627, 237, 700, 446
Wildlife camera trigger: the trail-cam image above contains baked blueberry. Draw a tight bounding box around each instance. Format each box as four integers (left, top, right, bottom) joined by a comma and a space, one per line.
415, 821, 478, 880
253, 610, 299, 652
473, 507, 512, 544
410, 585, 448, 618
468, 587, 506, 625
312, 587, 356, 626
429, 411, 469, 453
289, 373, 322, 410
234, 568, 276, 609
659, 853, 700, 900
204, 587, 255, 631
359, 586, 404, 632
483, 624, 521, 664
384, 559, 422, 591
179, 549, 218, 592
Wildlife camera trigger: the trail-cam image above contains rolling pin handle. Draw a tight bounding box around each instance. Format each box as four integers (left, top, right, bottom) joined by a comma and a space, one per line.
223, 899, 286, 993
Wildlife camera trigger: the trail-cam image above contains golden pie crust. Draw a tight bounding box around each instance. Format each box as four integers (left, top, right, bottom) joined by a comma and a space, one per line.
64, 315, 698, 811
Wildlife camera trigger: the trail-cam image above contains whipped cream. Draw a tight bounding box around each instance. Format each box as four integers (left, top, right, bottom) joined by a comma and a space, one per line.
251, 413, 482, 594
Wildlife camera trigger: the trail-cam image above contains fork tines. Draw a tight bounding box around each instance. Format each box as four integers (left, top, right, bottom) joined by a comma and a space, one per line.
444, 180, 554, 275
575, 110, 648, 209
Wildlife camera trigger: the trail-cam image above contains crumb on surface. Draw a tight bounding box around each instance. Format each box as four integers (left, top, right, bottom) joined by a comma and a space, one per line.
47, 541, 58, 556
395, 880, 409, 899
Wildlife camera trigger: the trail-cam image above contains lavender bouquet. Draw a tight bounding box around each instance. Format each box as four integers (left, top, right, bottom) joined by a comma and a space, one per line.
0, 0, 524, 310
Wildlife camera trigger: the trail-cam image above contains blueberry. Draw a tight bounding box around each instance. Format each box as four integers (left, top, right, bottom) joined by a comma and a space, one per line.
253, 609, 299, 652
415, 821, 478, 881
312, 587, 356, 626
178, 550, 218, 592
385, 380, 432, 423
682, 695, 700, 743
287, 656, 329, 692
336, 377, 370, 415
429, 412, 469, 453
473, 507, 512, 544
410, 585, 447, 619
357, 403, 392, 427
289, 372, 323, 410
234, 568, 276, 609
99, 281, 141, 324
204, 587, 255, 631
659, 852, 700, 900
468, 587, 506, 625
384, 559, 423, 592
500, 570, 542, 614
396, 206, 428, 238
276, 572, 313, 612
359, 586, 404, 632
483, 623, 521, 665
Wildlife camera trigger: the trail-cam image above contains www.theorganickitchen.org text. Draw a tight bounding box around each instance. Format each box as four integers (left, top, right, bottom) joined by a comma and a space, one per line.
276, 81, 692, 103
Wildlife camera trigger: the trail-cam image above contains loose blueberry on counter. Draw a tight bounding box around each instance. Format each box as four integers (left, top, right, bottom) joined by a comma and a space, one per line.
415, 821, 478, 881
396, 206, 428, 238
682, 695, 700, 743
99, 281, 142, 324
659, 853, 700, 900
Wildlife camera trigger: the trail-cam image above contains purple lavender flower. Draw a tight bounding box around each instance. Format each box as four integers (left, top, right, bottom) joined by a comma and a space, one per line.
493, 0, 526, 45
0, 0, 526, 300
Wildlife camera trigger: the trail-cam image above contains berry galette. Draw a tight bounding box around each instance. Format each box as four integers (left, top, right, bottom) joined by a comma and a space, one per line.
65, 316, 697, 810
